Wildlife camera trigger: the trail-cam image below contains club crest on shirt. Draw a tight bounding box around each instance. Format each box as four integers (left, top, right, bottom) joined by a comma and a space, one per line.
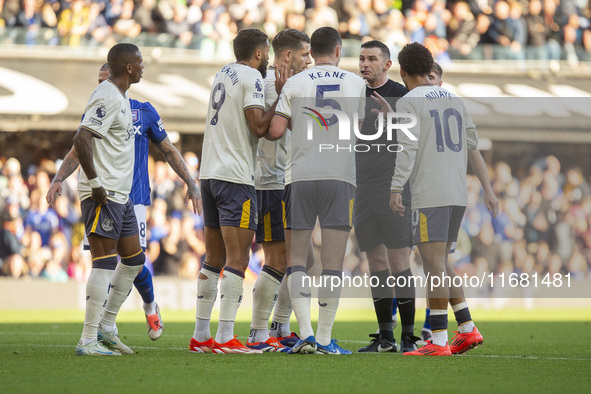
101, 218, 114, 232
96, 105, 106, 118
132, 109, 140, 123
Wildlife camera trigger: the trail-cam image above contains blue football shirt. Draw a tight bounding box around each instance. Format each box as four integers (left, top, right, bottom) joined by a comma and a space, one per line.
129, 99, 167, 205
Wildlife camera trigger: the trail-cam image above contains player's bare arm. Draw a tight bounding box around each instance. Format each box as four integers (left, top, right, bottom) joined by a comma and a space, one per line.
73, 128, 107, 205
245, 62, 291, 138
155, 136, 202, 215
46, 147, 80, 206
468, 149, 499, 218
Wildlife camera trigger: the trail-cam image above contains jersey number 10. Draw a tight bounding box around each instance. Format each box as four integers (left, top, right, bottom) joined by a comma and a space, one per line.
429, 108, 462, 153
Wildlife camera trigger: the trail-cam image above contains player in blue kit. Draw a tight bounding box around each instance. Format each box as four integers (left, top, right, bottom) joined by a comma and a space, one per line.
47, 63, 201, 341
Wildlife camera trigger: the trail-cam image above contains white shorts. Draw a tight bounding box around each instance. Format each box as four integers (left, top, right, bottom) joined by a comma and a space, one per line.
84, 204, 147, 250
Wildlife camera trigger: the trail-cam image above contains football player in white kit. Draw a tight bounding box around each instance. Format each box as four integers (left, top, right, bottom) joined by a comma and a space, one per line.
189, 29, 289, 354
386, 43, 484, 356
246, 29, 313, 352
268, 27, 366, 355
73, 43, 146, 356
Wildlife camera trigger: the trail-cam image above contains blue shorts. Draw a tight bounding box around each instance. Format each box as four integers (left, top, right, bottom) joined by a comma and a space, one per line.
354, 183, 412, 252
255, 189, 285, 243
283, 180, 355, 231
81, 198, 138, 240
201, 179, 258, 230
411, 206, 466, 245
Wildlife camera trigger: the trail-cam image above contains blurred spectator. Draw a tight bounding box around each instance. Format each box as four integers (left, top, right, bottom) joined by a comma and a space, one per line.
24, 189, 58, 247
0, 196, 24, 275
526, 0, 551, 60
447, 1, 480, 60
113, 0, 141, 39
57, 0, 91, 47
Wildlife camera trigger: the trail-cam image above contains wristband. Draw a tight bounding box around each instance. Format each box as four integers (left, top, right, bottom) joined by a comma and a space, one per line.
391, 191, 402, 194
88, 177, 102, 189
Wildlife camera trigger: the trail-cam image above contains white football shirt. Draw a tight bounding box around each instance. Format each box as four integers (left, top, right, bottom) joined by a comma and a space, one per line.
78, 79, 135, 205
276, 64, 366, 186
255, 67, 288, 190
200, 62, 266, 186
391, 85, 478, 209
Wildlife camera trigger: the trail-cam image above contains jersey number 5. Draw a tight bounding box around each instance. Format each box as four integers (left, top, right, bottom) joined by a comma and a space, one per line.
316, 85, 341, 126
210, 83, 226, 126
429, 108, 462, 153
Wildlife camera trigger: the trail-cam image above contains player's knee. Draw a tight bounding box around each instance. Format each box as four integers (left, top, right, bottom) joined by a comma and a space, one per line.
121, 250, 145, 266
92, 255, 118, 270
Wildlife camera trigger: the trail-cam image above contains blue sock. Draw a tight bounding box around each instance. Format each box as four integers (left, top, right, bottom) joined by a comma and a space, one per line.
134, 265, 155, 304
392, 297, 398, 316
423, 309, 431, 330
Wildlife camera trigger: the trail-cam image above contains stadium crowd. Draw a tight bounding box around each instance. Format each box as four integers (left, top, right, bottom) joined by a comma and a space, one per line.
1, 0, 591, 62
0, 151, 589, 282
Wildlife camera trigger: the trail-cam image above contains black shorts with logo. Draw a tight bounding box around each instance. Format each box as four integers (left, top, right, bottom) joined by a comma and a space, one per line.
81, 198, 138, 240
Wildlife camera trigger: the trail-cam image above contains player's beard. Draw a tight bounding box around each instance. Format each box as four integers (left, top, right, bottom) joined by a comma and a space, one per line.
258, 58, 268, 79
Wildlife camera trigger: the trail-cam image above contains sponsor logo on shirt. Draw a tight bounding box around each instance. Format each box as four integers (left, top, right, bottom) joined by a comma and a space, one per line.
157, 119, 164, 131
255, 79, 262, 92
89, 117, 102, 126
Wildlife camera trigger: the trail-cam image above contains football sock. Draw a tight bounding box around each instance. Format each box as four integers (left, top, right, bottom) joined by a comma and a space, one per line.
193, 263, 220, 342
393, 269, 416, 334
429, 309, 448, 346
215, 267, 244, 344
133, 265, 156, 315
287, 266, 314, 340
100, 262, 143, 331
316, 270, 342, 347
249, 266, 283, 343
423, 308, 431, 329
270, 278, 291, 337
371, 269, 395, 342
452, 301, 475, 333
80, 266, 114, 343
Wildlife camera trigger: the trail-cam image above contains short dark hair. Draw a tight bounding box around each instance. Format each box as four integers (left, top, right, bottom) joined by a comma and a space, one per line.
431, 61, 443, 78
310, 27, 342, 57
360, 40, 391, 61
397, 42, 433, 77
272, 29, 310, 55
233, 29, 269, 61
100, 63, 109, 71
107, 43, 140, 77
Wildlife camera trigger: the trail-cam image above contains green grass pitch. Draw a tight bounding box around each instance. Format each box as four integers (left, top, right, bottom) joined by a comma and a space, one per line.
1, 308, 590, 393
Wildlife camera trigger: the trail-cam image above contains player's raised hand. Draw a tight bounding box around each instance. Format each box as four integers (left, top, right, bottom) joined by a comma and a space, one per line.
46, 181, 62, 207
275, 62, 293, 95
389, 192, 405, 217
91, 186, 108, 206
370, 91, 394, 115
484, 190, 499, 218
185, 181, 202, 215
